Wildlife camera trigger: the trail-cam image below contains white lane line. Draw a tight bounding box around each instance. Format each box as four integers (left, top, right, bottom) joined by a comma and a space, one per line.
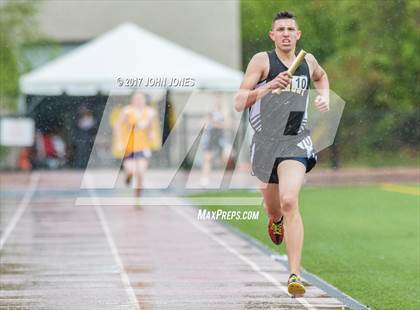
86, 187, 140, 310
170, 205, 316, 310
0, 172, 40, 251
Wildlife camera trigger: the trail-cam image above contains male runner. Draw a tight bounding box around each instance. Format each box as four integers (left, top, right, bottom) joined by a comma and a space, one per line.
234, 11, 329, 296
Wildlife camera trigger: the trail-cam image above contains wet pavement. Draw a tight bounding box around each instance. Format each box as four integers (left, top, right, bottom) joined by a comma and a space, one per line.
0, 171, 356, 309
1, 195, 136, 310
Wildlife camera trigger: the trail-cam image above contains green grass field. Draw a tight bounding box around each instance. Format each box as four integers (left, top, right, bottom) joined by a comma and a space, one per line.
191, 185, 420, 310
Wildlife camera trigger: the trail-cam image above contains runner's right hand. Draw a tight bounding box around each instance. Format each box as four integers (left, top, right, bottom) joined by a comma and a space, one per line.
268, 71, 291, 90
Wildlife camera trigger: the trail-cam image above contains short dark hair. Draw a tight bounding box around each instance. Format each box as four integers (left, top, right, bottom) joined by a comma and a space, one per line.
272, 11, 297, 27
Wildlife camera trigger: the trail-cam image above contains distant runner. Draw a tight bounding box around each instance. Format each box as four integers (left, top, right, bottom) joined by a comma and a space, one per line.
200, 93, 231, 187
114, 91, 156, 203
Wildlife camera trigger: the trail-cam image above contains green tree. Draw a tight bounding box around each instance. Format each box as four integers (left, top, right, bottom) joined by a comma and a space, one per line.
324, 0, 420, 157
0, 0, 38, 111
241, 0, 419, 164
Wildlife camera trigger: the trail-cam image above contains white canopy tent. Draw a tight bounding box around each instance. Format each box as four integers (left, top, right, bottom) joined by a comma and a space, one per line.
20, 22, 243, 96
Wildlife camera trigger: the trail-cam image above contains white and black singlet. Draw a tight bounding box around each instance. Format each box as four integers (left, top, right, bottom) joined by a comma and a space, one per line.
249, 50, 317, 183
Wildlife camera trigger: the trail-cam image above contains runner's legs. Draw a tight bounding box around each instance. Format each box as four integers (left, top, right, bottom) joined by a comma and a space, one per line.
260, 183, 282, 222
276, 159, 306, 275
133, 157, 148, 197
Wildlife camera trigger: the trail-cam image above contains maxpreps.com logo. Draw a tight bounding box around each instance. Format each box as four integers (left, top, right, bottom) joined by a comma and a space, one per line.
197, 209, 260, 221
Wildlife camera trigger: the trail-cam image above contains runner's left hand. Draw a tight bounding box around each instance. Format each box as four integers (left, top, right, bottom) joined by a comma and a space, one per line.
314, 95, 329, 112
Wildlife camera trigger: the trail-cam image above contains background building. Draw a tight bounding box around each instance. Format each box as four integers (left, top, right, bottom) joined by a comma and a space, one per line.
32, 0, 241, 70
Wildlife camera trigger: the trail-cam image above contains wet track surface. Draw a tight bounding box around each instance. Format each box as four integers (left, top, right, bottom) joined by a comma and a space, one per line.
0, 172, 358, 309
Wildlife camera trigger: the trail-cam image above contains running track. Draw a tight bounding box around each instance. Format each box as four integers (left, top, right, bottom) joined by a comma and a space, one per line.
0, 171, 370, 309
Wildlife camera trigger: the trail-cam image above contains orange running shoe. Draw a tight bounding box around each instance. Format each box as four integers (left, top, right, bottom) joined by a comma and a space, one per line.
268, 216, 284, 245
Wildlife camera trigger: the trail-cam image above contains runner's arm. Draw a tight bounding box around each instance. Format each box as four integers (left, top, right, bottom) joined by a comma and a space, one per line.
113, 108, 128, 132
306, 53, 330, 112
234, 53, 290, 112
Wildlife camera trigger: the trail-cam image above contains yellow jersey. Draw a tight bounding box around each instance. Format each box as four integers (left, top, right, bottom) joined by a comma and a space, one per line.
125, 105, 154, 155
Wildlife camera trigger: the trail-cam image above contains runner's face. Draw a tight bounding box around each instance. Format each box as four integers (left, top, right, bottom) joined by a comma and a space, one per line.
269, 19, 301, 52
131, 93, 146, 108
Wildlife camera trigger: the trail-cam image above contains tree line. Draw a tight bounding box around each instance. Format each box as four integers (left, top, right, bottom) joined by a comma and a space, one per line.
241, 0, 419, 165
